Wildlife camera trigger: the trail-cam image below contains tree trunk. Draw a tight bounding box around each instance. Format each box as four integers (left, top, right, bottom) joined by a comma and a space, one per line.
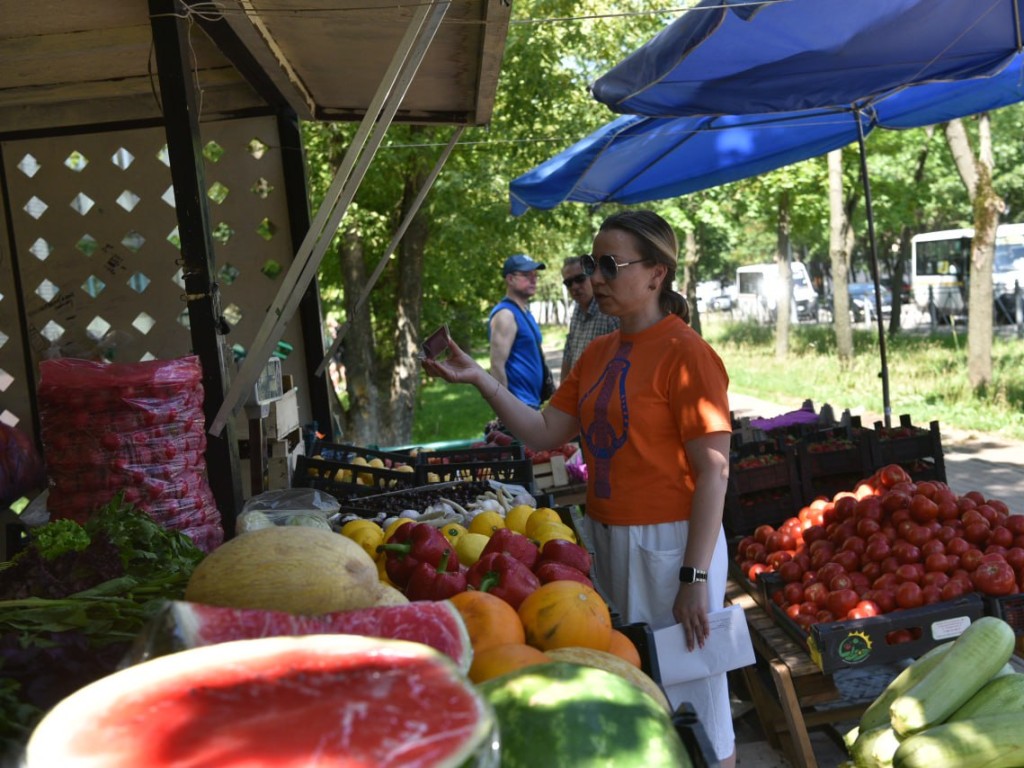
338, 229, 380, 445
945, 116, 1002, 390
775, 193, 792, 360
828, 150, 853, 362
682, 228, 701, 335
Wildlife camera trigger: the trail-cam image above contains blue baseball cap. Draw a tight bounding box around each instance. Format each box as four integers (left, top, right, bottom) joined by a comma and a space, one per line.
502, 253, 546, 276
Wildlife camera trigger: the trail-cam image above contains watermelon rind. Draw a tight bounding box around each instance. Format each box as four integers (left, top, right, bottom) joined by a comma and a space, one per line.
479, 661, 693, 768
26, 634, 497, 768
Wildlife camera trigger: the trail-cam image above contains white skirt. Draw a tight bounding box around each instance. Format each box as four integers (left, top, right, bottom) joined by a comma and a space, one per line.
581, 517, 735, 761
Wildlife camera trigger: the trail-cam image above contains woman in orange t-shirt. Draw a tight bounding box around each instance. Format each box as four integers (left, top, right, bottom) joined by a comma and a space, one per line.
422, 210, 736, 767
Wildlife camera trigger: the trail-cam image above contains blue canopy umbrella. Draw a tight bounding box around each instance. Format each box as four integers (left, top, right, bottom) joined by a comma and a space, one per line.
592, 0, 1024, 118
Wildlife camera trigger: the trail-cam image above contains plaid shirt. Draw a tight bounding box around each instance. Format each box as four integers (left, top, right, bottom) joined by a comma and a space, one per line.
561, 299, 619, 376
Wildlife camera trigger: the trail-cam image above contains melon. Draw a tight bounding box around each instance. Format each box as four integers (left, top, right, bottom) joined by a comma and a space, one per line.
26, 635, 498, 768
163, 599, 472, 672
545, 647, 671, 712
479, 661, 692, 768
184, 526, 379, 615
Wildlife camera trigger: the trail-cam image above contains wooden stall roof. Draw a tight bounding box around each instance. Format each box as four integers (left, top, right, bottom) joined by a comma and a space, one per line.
0, 0, 512, 136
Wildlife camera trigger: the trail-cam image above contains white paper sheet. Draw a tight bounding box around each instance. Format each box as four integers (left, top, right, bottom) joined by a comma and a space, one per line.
653, 604, 756, 686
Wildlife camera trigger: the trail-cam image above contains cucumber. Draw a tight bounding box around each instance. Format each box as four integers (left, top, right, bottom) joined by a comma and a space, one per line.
889, 617, 1016, 737
850, 724, 901, 768
948, 673, 1024, 722
859, 642, 952, 733
892, 712, 1024, 768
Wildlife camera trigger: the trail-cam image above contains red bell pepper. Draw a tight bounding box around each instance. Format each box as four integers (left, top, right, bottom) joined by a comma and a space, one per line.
538, 538, 592, 574
480, 527, 540, 570
467, 552, 540, 609
404, 549, 468, 601
378, 522, 458, 588
534, 560, 593, 588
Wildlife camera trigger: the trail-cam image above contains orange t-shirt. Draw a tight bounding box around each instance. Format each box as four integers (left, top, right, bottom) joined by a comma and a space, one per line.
549, 315, 731, 526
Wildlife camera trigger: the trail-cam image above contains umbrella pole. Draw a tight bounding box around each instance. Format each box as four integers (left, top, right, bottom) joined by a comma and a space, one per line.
855, 111, 892, 428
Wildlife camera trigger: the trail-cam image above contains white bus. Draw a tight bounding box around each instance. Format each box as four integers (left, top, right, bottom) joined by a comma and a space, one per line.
910, 223, 1024, 320
735, 262, 818, 322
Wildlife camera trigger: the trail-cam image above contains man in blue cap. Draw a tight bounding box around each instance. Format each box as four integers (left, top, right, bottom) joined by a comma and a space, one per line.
487, 254, 548, 408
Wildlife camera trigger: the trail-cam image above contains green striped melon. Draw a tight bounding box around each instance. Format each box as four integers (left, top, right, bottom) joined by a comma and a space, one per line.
478, 661, 693, 768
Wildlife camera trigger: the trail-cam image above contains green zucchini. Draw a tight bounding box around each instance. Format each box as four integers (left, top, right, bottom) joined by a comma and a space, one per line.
948, 673, 1024, 722
850, 724, 901, 768
859, 642, 952, 733
892, 712, 1024, 768
889, 617, 1016, 737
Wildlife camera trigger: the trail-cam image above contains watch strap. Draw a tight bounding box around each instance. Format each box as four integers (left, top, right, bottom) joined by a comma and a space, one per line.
679, 566, 708, 583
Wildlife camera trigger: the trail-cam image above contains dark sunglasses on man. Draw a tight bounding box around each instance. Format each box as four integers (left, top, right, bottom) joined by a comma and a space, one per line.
581, 253, 649, 281
562, 274, 588, 289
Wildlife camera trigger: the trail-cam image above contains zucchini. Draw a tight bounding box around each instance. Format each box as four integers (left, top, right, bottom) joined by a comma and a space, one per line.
892, 712, 1024, 768
850, 724, 901, 768
889, 617, 1016, 736
948, 673, 1024, 722
859, 642, 952, 733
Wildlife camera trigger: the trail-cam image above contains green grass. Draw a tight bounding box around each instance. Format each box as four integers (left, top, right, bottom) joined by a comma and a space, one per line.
415, 319, 1024, 442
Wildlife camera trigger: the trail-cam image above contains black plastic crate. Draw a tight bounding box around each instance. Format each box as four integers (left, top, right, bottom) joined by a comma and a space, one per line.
415, 445, 534, 491
672, 703, 721, 768
723, 485, 800, 538
291, 454, 419, 500
308, 441, 415, 465
795, 426, 875, 504
869, 415, 947, 483
983, 593, 1024, 635
333, 480, 498, 519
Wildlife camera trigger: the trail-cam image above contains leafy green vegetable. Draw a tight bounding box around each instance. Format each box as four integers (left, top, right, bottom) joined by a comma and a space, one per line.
30, 519, 90, 561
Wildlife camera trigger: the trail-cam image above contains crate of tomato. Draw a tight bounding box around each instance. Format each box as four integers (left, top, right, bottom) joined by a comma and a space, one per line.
724, 439, 801, 538
794, 425, 875, 505
869, 414, 946, 484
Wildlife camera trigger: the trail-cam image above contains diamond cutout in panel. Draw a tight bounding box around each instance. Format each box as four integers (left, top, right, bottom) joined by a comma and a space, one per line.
0, 411, 17, 428
247, 138, 269, 159
218, 263, 240, 285
157, 145, 170, 167
64, 151, 89, 172
251, 177, 274, 199
140, 351, 156, 362
203, 141, 225, 163
24, 196, 48, 219
116, 189, 141, 212
261, 259, 282, 279
167, 226, 181, 250
70, 192, 95, 215
35, 279, 59, 303
0, 330, 7, 350
121, 230, 145, 252
207, 181, 229, 204
161, 185, 176, 207
177, 309, 191, 330
222, 303, 243, 326
0, 369, 11, 392
112, 147, 135, 170
40, 320, 65, 342
82, 275, 106, 298
85, 315, 112, 341
29, 237, 52, 261
131, 312, 155, 335
256, 217, 276, 241
127, 272, 151, 293
76, 234, 98, 257
212, 222, 234, 245
17, 154, 41, 178
172, 267, 185, 290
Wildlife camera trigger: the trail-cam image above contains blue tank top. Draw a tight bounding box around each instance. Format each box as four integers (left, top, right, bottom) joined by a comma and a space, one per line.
488, 299, 544, 408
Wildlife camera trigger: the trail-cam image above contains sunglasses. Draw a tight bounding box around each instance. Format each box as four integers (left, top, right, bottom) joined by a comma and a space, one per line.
581, 254, 649, 280
562, 274, 588, 289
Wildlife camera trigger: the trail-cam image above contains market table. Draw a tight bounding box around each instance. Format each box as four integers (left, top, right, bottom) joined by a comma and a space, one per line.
726, 579, 868, 768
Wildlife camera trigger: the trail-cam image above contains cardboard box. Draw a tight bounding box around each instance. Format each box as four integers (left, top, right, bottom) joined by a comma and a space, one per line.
533, 454, 570, 490
266, 387, 300, 439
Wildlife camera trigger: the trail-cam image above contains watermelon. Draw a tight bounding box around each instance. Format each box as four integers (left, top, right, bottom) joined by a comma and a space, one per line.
26, 635, 498, 768
152, 599, 472, 673
479, 661, 693, 768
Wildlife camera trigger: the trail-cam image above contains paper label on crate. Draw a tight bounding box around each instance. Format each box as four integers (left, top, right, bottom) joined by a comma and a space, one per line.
932, 615, 972, 641
653, 604, 755, 685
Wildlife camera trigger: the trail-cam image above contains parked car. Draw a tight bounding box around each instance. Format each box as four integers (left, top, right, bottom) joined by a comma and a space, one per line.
822, 282, 893, 323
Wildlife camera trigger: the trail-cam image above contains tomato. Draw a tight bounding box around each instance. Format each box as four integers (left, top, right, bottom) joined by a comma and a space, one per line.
778, 560, 804, 584
964, 522, 991, 546
972, 560, 1017, 596
886, 629, 913, 645
766, 550, 794, 569
856, 518, 881, 538
829, 573, 854, 592
921, 584, 943, 605
937, 499, 961, 522
833, 495, 857, 520
1005, 547, 1024, 571
881, 490, 912, 513
960, 548, 985, 572
848, 599, 881, 619
895, 563, 922, 584
793, 613, 815, 631
946, 536, 970, 557
841, 537, 867, 557
909, 494, 939, 523
870, 588, 897, 614
964, 490, 986, 506
772, 590, 787, 607
747, 563, 771, 581
826, 588, 860, 619
892, 542, 922, 565
881, 556, 900, 574
861, 561, 881, 582
814, 610, 836, 625
831, 550, 861, 573
873, 572, 900, 591
976, 504, 999, 525
904, 525, 932, 548
736, 535, 757, 557
990, 526, 1014, 549
783, 581, 805, 605
916, 481, 938, 499
935, 525, 958, 544
895, 581, 924, 609
766, 531, 796, 552
754, 524, 776, 545
961, 509, 989, 528
864, 539, 892, 562
785, 603, 803, 620
1005, 515, 1024, 536
921, 571, 949, 589
988, 499, 1011, 516
940, 580, 966, 601
878, 464, 911, 488
804, 581, 829, 606
924, 553, 949, 573
803, 525, 828, 544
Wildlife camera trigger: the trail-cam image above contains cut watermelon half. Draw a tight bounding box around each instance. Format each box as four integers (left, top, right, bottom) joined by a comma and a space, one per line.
153, 599, 472, 673
26, 635, 498, 768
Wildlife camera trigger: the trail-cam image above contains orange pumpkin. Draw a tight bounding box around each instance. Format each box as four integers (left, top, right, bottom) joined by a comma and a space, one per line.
607, 629, 643, 669
517, 581, 612, 652
448, 590, 526, 653
467, 643, 550, 684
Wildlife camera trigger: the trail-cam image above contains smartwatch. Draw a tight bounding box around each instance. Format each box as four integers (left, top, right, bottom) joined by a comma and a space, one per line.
679, 566, 708, 584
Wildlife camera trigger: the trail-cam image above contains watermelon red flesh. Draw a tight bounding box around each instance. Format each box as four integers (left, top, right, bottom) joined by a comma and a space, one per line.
27, 635, 497, 768
170, 599, 472, 672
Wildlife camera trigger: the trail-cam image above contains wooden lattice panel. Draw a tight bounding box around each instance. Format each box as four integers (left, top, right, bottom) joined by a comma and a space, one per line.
0, 116, 310, 448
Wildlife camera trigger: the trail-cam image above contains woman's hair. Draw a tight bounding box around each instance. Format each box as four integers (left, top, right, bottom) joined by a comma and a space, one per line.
598, 210, 690, 322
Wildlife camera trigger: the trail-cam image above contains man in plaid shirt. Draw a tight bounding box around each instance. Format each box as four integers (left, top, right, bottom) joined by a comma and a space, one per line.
560, 255, 619, 382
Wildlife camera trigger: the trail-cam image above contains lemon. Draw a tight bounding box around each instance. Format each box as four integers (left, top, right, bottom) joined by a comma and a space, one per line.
525, 507, 563, 538
531, 521, 578, 547
468, 510, 506, 537
441, 522, 468, 547
383, 517, 414, 541
340, 518, 378, 538
504, 504, 535, 534
455, 532, 491, 566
